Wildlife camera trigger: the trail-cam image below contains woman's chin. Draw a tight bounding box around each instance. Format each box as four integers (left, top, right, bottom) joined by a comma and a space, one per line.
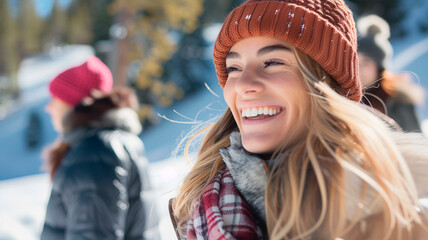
242, 138, 276, 154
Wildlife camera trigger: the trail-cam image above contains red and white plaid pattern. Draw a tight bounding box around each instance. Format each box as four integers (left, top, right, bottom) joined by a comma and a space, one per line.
186, 169, 264, 240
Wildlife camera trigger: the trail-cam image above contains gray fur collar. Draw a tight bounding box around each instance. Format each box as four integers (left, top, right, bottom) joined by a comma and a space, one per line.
220, 131, 428, 224
220, 131, 268, 223
63, 108, 142, 145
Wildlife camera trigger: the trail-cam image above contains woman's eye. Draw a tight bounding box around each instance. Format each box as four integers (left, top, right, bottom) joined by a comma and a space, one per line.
226, 66, 240, 73
264, 60, 284, 67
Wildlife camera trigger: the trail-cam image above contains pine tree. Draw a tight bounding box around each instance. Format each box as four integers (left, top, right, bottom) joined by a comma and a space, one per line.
0, 0, 18, 75
0, 0, 20, 102
203, 0, 243, 23
347, 0, 406, 38
66, 0, 93, 44
163, 0, 245, 95
16, 0, 43, 59
109, 0, 204, 126
43, 0, 67, 46
91, 0, 114, 45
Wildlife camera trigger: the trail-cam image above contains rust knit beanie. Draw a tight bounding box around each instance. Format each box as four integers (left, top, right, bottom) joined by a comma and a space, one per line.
49, 56, 113, 106
213, 0, 361, 101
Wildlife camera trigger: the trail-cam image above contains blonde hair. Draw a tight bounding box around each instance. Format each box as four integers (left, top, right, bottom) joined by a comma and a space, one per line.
173, 47, 426, 239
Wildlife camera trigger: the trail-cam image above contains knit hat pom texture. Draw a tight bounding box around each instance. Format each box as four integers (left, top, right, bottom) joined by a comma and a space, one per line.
357, 14, 393, 71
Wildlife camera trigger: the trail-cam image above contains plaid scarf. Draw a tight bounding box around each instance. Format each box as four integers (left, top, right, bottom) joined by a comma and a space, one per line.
186, 169, 265, 240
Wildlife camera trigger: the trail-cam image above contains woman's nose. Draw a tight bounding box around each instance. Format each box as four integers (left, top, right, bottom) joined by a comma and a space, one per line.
235, 68, 264, 95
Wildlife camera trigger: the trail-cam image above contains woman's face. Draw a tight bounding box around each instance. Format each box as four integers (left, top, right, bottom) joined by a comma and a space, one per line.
224, 36, 310, 154
358, 53, 379, 88
45, 97, 72, 133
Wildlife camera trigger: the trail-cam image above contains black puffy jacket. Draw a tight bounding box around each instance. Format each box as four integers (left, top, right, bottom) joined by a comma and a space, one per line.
41, 106, 160, 240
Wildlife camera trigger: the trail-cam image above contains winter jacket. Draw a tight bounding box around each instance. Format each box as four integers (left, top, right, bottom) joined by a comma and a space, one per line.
387, 99, 421, 132
41, 102, 160, 239
362, 83, 422, 132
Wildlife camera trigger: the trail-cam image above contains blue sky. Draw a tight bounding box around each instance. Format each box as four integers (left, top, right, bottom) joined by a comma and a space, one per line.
35, 0, 71, 17
9, 0, 71, 18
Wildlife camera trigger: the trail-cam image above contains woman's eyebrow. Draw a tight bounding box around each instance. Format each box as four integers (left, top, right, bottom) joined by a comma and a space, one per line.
226, 44, 290, 60
257, 44, 291, 56
226, 51, 240, 60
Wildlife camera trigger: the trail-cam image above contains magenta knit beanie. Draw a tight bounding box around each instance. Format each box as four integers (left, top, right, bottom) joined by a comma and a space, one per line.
49, 56, 113, 106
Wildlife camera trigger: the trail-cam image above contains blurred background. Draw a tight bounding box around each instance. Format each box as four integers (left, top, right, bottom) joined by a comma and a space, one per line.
0, 0, 428, 239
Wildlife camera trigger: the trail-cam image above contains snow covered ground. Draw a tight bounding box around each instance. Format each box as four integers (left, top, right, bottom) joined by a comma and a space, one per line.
0, 174, 49, 240
0, 156, 191, 240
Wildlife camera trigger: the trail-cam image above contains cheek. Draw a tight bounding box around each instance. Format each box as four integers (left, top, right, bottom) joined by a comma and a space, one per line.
45, 102, 53, 113
53, 112, 61, 122
223, 83, 235, 109
223, 83, 242, 128
366, 65, 377, 77
370, 66, 378, 78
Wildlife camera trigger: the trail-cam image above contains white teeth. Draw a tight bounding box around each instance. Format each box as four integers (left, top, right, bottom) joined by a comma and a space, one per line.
241, 107, 282, 117
251, 108, 258, 116
243, 109, 250, 117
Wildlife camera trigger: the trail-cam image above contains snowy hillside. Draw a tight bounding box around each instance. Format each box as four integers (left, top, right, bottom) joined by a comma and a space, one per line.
18, 45, 94, 91
0, 45, 95, 180
141, 77, 226, 162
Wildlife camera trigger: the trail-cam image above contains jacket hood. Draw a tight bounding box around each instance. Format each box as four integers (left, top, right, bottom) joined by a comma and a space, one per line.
62, 108, 142, 146
61, 87, 142, 144
65, 107, 142, 135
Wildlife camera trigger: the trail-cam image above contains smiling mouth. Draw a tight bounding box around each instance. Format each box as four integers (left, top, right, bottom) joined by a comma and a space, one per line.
241, 106, 283, 120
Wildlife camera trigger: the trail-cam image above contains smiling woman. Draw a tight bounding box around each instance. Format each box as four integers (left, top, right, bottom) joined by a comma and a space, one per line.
224, 37, 310, 153
170, 0, 428, 239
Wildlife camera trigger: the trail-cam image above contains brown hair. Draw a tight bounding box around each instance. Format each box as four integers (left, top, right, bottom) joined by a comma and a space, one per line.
43, 86, 139, 180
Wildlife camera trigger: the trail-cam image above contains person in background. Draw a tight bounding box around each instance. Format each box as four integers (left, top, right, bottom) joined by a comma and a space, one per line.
358, 14, 425, 132
170, 0, 428, 239
41, 56, 160, 240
